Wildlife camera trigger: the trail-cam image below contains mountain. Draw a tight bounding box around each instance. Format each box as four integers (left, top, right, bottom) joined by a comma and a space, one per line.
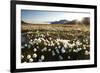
50, 19, 77, 24
51, 19, 69, 24
21, 20, 27, 24
50, 17, 90, 25
21, 17, 90, 25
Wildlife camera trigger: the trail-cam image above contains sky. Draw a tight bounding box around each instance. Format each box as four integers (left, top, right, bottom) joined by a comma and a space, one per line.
21, 10, 90, 24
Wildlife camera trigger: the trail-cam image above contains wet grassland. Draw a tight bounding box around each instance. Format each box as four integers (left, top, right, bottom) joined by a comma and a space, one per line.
21, 24, 90, 63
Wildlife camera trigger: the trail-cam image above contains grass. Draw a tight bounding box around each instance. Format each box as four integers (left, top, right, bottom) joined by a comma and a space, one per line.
21, 23, 90, 32
21, 23, 90, 63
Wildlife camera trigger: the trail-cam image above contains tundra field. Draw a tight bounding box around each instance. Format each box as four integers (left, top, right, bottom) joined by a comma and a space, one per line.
21, 23, 90, 63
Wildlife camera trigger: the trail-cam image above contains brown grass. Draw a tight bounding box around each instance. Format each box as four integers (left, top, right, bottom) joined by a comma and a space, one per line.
21, 23, 90, 32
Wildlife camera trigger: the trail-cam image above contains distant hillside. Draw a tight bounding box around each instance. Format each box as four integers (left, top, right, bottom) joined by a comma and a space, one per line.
21, 20, 27, 24
50, 19, 78, 24
50, 17, 90, 25
51, 19, 69, 24
21, 17, 90, 25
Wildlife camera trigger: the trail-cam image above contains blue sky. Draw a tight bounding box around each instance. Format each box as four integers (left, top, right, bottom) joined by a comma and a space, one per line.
21, 10, 90, 24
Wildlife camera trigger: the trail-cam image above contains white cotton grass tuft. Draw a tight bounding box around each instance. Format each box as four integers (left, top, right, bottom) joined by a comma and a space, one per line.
51, 41, 55, 46
37, 38, 42, 43
48, 48, 51, 52
85, 50, 90, 55
27, 55, 31, 59
34, 38, 38, 42
55, 48, 60, 54
58, 45, 61, 49
56, 39, 70, 48
36, 42, 39, 45
83, 45, 86, 50
48, 43, 50, 46
44, 42, 47, 46
55, 47, 57, 49
57, 42, 60, 46
77, 48, 82, 51
76, 40, 81, 46
29, 39, 33, 45
29, 58, 34, 62
59, 55, 63, 60
52, 51, 56, 56
41, 55, 45, 60
64, 44, 68, 48
33, 48, 37, 52
41, 47, 47, 52
73, 49, 78, 53
24, 44, 27, 47
30, 39, 33, 42
21, 55, 24, 59
49, 37, 52, 40
61, 47, 66, 53
33, 53, 37, 58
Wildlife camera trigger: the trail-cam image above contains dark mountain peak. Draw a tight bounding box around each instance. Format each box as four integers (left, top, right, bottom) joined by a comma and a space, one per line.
51, 19, 69, 24
21, 20, 27, 24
